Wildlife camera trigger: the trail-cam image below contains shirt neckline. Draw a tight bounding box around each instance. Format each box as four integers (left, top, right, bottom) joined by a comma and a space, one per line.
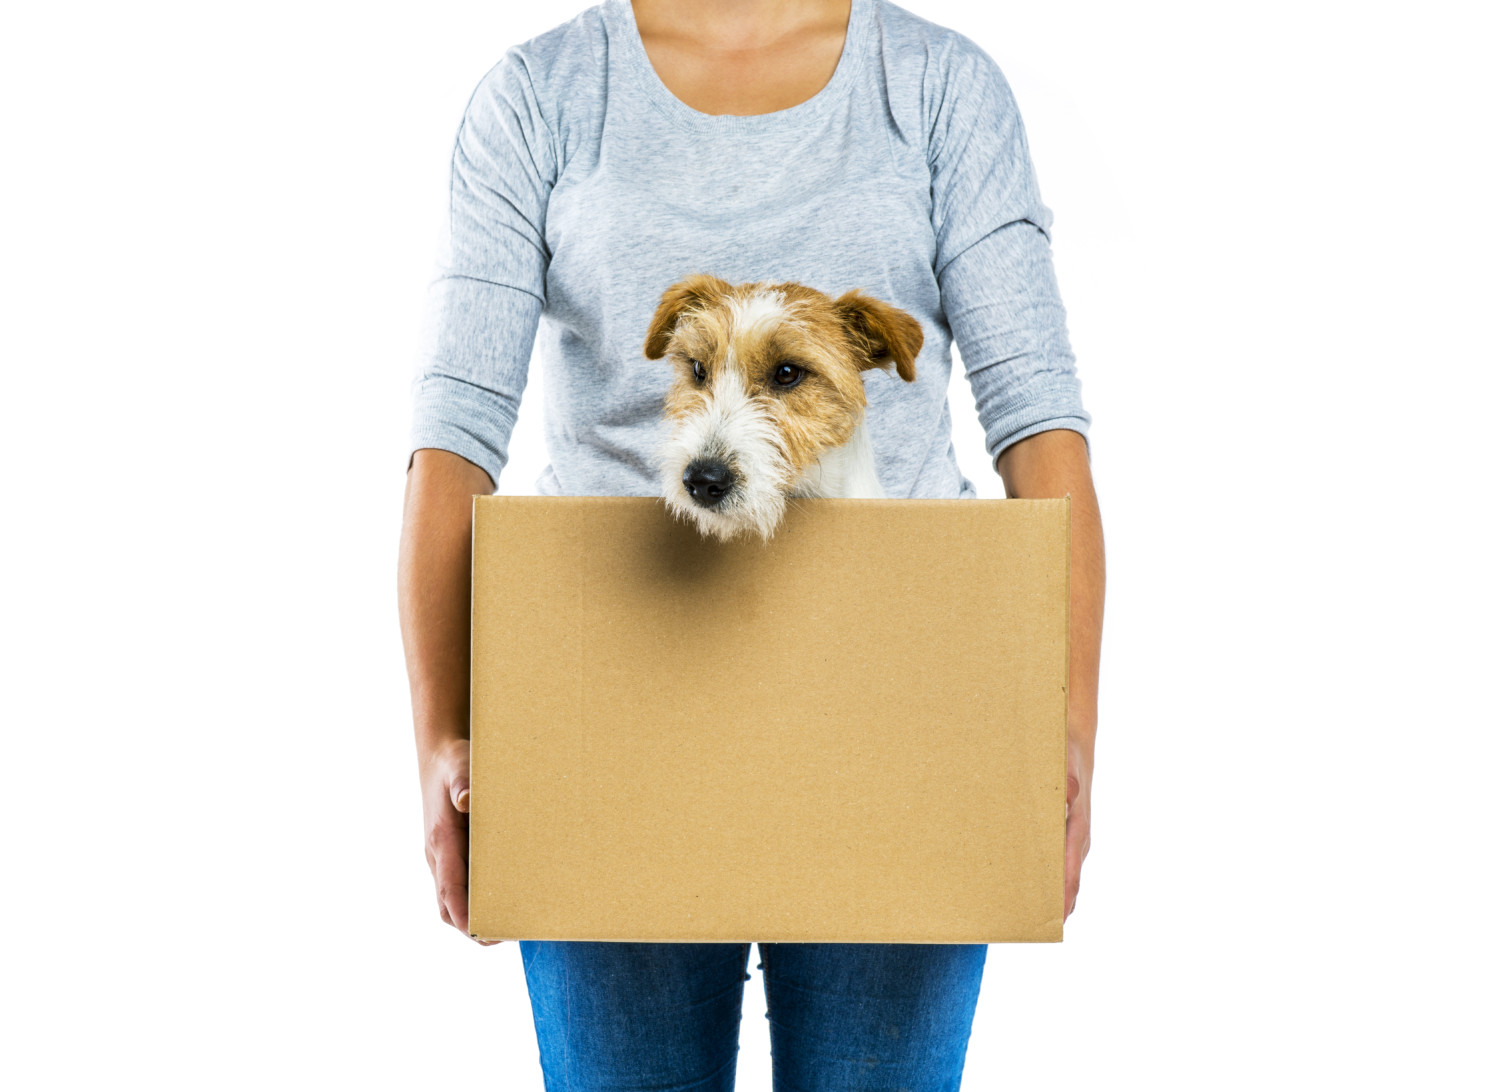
608, 0, 873, 135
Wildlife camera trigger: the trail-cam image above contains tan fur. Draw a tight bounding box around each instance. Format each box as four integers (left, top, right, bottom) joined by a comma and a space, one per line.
643, 273, 734, 361
647, 275, 923, 484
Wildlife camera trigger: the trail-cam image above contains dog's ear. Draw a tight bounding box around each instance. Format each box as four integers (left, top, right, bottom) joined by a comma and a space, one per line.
833, 289, 923, 382
644, 273, 733, 359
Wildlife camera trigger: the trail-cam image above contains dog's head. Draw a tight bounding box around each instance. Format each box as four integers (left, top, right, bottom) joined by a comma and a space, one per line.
645, 273, 922, 541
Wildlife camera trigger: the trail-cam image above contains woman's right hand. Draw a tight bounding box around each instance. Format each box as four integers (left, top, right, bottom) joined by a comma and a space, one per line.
421, 736, 498, 944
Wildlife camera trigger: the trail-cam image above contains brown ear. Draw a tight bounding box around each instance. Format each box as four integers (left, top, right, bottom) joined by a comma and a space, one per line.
643, 273, 733, 359
833, 289, 923, 382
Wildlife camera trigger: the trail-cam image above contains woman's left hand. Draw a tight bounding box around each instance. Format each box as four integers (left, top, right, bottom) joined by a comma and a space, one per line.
1064, 734, 1093, 919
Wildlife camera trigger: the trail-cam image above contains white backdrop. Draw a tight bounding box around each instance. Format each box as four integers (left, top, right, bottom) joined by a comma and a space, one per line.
3, 1, 1495, 1087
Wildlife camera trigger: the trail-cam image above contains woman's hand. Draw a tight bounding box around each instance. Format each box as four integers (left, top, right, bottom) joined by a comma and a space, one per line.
1064, 735, 1093, 919
421, 736, 498, 944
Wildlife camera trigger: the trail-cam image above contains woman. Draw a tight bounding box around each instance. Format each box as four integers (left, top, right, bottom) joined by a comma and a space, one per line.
397, 0, 1104, 1086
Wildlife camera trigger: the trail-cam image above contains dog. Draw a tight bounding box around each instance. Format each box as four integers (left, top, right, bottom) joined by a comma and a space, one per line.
645, 273, 923, 541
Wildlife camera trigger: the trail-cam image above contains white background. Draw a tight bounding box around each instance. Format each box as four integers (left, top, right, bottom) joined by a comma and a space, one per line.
3, 0, 1495, 1087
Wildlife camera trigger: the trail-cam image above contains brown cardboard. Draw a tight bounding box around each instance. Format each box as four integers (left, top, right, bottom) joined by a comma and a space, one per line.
469, 495, 1070, 943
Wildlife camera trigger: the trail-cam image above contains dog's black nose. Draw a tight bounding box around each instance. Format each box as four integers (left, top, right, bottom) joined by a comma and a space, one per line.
683, 459, 736, 508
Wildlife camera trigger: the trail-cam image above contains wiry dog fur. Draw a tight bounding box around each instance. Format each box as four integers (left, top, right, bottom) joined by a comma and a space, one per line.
645, 273, 923, 541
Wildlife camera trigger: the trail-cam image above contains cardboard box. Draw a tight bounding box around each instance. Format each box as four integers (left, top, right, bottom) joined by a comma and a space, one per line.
469, 495, 1070, 943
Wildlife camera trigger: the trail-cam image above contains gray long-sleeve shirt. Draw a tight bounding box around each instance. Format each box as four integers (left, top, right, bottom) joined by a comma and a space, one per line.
410, 0, 1090, 496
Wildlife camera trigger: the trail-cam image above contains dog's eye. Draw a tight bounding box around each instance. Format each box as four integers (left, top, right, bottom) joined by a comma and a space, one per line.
691, 358, 706, 384
772, 363, 805, 388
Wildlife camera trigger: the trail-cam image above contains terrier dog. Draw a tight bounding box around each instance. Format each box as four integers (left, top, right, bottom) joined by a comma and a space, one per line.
646, 273, 923, 541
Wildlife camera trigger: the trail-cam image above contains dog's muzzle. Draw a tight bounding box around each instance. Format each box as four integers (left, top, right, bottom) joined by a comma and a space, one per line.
682, 458, 737, 509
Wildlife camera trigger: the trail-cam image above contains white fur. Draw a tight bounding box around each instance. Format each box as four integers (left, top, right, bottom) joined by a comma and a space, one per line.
659, 368, 793, 541
790, 416, 885, 500
727, 289, 788, 338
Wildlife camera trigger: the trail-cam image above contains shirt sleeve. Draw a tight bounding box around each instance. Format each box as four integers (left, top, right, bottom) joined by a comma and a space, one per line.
928, 36, 1091, 464
408, 47, 556, 486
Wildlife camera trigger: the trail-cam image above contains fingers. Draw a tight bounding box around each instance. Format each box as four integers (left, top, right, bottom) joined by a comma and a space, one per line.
421, 741, 496, 944
1063, 738, 1090, 920
1064, 859, 1081, 919
430, 842, 457, 927
434, 829, 499, 944
431, 818, 470, 935
1064, 802, 1091, 919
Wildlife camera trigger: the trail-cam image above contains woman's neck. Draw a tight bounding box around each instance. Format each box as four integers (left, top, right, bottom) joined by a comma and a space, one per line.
629, 0, 853, 116
631, 0, 850, 53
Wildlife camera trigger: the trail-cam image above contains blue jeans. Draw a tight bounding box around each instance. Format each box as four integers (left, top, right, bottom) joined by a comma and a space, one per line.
518, 940, 988, 1090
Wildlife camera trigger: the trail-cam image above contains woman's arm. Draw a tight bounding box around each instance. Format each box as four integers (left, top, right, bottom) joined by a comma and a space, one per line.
996, 428, 1103, 920
398, 448, 497, 941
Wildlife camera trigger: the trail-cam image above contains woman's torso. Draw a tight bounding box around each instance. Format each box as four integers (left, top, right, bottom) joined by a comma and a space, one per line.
527, 0, 977, 499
